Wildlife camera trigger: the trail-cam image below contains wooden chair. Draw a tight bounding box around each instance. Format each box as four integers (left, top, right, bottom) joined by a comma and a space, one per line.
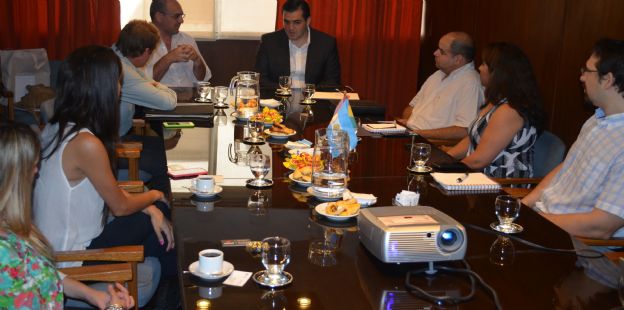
56, 245, 144, 309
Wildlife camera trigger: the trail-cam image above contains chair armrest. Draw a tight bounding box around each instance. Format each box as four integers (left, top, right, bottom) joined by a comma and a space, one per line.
117, 180, 145, 193
60, 263, 133, 282
55, 245, 144, 263
576, 237, 624, 247
116, 142, 143, 159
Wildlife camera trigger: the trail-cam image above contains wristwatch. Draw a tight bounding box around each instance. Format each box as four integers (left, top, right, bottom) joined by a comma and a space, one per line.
105, 304, 126, 310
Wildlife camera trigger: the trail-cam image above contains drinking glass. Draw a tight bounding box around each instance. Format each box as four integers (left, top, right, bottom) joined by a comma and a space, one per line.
311, 128, 349, 198
302, 83, 316, 104
197, 81, 212, 102
489, 236, 515, 266
491, 195, 523, 233
278, 76, 291, 95
260, 236, 291, 286
247, 189, 270, 216
247, 121, 264, 142
410, 143, 431, 172
248, 154, 271, 187
214, 86, 229, 106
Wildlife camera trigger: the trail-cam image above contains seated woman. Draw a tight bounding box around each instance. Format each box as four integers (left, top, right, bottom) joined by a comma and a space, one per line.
32, 45, 174, 306
0, 123, 134, 309
446, 42, 545, 178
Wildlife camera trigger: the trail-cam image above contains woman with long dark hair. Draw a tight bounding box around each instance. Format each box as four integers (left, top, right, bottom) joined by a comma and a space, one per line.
33, 45, 173, 306
447, 42, 545, 178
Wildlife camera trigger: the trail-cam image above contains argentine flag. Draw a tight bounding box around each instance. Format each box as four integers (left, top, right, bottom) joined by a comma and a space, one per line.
328, 94, 358, 151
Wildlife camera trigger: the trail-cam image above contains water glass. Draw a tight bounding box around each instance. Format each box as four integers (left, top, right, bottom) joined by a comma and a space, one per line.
278, 76, 291, 94
261, 237, 291, 283
249, 154, 271, 186
494, 195, 522, 232
197, 81, 212, 102
247, 190, 270, 216
214, 86, 228, 105
303, 83, 316, 103
489, 236, 515, 267
247, 121, 264, 141
312, 128, 349, 196
410, 143, 431, 171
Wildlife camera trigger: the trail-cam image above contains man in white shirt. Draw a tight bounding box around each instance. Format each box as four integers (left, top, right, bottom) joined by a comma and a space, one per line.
146, 0, 211, 87
397, 32, 484, 141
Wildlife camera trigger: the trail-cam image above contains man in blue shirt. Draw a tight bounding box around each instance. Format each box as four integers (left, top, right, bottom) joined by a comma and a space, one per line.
522, 39, 624, 239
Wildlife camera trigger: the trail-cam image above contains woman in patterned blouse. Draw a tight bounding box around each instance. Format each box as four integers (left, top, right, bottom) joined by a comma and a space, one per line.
447, 42, 545, 178
0, 123, 134, 309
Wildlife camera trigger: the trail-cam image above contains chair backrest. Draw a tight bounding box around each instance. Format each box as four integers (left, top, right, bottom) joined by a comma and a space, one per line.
533, 130, 566, 178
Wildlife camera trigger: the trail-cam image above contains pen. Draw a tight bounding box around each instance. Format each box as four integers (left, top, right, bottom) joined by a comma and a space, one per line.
456, 173, 469, 183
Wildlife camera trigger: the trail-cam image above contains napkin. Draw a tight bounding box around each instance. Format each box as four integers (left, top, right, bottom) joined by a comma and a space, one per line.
344, 191, 377, 206
394, 190, 420, 206
285, 139, 313, 149
260, 99, 280, 108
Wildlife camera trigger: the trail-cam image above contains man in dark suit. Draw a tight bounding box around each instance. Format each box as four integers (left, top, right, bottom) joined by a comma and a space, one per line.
255, 0, 341, 89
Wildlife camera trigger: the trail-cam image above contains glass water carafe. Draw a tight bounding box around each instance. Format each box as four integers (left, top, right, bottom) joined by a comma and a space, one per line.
229, 71, 260, 113
311, 128, 349, 197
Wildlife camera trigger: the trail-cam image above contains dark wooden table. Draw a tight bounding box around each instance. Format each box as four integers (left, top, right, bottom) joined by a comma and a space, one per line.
168, 90, 619, 309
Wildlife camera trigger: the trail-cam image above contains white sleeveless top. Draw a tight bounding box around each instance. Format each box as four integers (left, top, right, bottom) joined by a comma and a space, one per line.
34, 123, 104, 268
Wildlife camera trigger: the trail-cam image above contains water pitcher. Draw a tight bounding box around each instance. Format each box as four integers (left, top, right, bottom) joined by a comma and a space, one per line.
311, 128, 349, 196
229, 71, 260, 113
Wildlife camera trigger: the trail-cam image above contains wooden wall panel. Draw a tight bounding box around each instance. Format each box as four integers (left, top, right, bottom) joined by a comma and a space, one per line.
197, 40, 260, 87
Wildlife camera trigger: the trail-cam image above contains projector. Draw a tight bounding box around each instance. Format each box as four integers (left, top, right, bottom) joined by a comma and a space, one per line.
358, 206, 466, 263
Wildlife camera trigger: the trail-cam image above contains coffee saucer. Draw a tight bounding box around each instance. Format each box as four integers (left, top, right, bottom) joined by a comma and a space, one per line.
189, 185, 223, 198
252, 270, 293, 288
490, 222, 524, 234
194, 98, 212, 103
188, 261, 234, 280
406, 165, 433, 173
306, 187, 343, 202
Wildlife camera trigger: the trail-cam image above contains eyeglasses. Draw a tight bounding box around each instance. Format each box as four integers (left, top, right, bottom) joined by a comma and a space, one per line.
580, 67, 598, 74
160, 12, 186, 20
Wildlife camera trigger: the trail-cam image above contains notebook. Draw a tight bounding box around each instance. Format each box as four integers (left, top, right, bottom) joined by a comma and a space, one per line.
431, 172, 501, 191
363, 123, 407, 134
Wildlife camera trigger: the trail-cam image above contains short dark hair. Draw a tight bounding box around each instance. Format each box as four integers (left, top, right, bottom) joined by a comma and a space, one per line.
150, 0, 167, 21
592, 38, 624, 96
116, 20, 160, 58
449, 32, 475, 63
283, 0, 310, 19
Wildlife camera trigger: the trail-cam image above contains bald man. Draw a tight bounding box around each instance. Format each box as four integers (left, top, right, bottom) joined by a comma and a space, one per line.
397, 32, 484, 141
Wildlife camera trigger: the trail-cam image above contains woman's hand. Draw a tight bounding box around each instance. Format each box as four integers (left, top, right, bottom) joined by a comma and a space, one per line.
145, 205, 175, 251
107, 283, 135, 309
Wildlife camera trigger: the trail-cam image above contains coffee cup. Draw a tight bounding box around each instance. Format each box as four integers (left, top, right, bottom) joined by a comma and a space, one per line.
193, 176, 215, 193
198, 249, 223, 275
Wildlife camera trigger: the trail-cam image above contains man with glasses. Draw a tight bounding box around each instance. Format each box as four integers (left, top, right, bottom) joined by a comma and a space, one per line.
397, 32, 484, 142
522, 38, 624, 240
146, 0, 211, 87
255, 0, 341, 89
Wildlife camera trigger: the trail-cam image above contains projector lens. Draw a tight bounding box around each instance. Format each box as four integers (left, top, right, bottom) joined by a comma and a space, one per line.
440, 231, 456, 245
437, 228, 463, 252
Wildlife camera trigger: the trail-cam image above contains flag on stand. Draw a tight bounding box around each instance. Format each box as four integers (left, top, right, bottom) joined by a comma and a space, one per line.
328, 93, 358, 151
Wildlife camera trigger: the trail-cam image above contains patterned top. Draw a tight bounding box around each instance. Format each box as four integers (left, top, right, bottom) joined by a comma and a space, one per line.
537, 109, 624, 237
0, 231, 63, 309
467, 102, 538, 178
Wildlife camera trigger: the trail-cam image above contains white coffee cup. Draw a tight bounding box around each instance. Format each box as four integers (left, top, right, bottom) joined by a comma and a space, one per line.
198, 249, 223, 275
193, 176, 215, 193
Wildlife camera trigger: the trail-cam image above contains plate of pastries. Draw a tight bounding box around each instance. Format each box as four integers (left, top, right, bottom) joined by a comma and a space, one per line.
289, 166, 312, 186
265, 123, 296, 139
314, 199, 361, 221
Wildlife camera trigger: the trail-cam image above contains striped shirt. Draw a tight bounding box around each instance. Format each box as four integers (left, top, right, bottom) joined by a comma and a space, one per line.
537, 108, 624, 237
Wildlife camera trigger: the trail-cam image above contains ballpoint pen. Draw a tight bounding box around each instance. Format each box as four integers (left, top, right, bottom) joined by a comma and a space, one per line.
456, 173, 469, 183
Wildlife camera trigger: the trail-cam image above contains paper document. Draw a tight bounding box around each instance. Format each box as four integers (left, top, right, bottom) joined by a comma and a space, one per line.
312, 92, 360, 100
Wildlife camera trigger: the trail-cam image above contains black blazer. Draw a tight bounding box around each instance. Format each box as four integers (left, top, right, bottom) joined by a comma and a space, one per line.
255, 28, 341, 88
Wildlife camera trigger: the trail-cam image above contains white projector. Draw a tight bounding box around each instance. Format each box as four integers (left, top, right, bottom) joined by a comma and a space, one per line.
358, 206, 467, 263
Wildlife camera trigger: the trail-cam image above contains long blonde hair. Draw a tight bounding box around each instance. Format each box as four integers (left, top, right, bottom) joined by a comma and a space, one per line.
0, 122, 54, 261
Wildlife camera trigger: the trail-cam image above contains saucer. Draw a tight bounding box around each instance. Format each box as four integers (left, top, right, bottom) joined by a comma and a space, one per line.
246, 178, 274, 189
406, 166, 433, 173
265, 129, 297, 139
188, 261, 234, 280
490, 222, 524, 234
288, 173, 312, 187
189, 185, 223, 198
300, 99, 316, 105
194, 98, 212, 103
214, 103, 228, 109
252, 270, 293, 288
242, 137, 266, 145
306, 187, 343, 202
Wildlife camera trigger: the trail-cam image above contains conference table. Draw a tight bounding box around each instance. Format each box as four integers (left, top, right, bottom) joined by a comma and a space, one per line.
165, 88, 620, 309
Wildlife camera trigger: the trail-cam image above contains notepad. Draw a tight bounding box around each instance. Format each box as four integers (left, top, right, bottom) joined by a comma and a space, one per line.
431, 172, 501, 191
363, 123, 407, 134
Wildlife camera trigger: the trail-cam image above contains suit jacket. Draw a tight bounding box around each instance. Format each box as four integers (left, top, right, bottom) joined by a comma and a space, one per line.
255, 28, 341, 88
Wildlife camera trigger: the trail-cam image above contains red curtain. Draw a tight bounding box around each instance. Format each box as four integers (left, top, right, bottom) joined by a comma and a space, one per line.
276, 0, 423, 119
0, 0, 120, 60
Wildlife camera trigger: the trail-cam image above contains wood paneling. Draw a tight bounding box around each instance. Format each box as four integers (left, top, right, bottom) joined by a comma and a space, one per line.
197, 40, 260, 87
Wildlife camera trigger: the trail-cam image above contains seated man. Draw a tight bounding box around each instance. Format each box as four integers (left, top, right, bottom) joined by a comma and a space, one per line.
522, 38, 624, 240
145, 0, 211, 87
255, 0, 341, 89
397, 32, 484, 141
114, 20, 177, 197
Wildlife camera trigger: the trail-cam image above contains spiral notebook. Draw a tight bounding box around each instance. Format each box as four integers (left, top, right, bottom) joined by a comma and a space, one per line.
363, 123, 407, 134
431, 172, 501, 191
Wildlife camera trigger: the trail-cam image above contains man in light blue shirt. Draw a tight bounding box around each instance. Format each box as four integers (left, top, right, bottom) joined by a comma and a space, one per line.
523, 39, 624, 239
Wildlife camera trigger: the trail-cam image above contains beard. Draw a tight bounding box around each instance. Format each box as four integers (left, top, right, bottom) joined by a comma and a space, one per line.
581, 84, 596, 111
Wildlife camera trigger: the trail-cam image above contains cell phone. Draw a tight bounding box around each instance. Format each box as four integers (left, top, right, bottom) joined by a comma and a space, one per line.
163, 121, 195, 128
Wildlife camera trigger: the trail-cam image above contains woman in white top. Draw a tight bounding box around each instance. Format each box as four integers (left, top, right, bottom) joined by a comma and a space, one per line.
33, 46, 173, 268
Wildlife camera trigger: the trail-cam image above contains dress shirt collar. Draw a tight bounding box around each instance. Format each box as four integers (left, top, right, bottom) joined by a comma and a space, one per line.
595, 107, 624, 126
444, 62, 476, 81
